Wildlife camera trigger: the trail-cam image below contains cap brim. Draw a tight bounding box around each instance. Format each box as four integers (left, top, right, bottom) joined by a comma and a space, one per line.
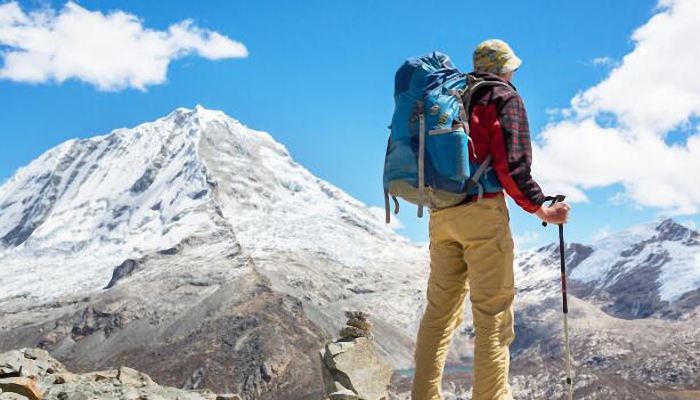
503, 55, 522, 74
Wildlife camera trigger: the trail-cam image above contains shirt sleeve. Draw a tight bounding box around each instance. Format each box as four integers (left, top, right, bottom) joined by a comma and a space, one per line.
489, 93, 546, 213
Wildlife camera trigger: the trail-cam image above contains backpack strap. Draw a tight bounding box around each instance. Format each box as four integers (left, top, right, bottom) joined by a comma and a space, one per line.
417, 101, 426, 218
384, 190, 400, 224
461, 76, 511, 114
384, 190, 391, 224
459, 76, 510, 201
467, 154, 493, 200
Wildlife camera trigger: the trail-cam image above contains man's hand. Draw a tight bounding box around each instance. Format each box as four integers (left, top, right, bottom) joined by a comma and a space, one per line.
536, 202, 570, 225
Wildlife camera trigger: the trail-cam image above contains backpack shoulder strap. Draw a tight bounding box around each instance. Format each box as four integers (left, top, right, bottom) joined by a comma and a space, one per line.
461, 75, 511, 115
460, 75, 510, 200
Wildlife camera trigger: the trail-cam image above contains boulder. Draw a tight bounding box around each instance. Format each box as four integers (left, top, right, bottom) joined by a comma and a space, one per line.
117, 366, 154, 387
0, 392, 32, 400
0, 377, 42, 400
321, 311, 392, 400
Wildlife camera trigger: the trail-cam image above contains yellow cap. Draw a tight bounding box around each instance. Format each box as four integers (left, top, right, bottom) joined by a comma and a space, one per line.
473, 39, 522, 75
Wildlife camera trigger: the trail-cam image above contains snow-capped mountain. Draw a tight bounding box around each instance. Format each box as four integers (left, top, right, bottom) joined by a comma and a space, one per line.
516, 219, 700, 320
0, 106, 435, 399
1, 107, 699, 399
509, 220, 700, 399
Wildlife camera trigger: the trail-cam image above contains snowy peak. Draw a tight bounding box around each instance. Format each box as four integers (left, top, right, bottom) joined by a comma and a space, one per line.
654, 219, 699, 244
0, 107, 259, 301
518, 218, 700, 319
0, 107, 407, 304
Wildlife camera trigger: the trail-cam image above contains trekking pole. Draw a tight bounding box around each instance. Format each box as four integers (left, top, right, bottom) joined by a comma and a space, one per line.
542, 195, 574, 400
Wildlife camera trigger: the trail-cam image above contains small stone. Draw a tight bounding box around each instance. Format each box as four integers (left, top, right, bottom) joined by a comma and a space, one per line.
94, 373, 109, 382
54, 373, 76, 385
0, 368, 19, 379
21, 350, 48, 363
339, 326, 369, 339
346, 318, 372, 331
0, 377, 42, 400
344, 311, 370, 321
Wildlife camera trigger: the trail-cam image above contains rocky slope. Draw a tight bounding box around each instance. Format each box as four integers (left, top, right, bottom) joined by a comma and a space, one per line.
0, 347, 241, 400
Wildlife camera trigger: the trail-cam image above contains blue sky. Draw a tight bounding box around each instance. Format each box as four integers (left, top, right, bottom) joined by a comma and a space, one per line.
1, 0, 698, 247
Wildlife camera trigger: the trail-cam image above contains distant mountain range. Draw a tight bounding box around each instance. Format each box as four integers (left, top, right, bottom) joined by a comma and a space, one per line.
1, 107, 698, 399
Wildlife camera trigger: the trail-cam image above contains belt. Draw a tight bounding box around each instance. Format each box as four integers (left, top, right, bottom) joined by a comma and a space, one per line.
459, 191, 504, 205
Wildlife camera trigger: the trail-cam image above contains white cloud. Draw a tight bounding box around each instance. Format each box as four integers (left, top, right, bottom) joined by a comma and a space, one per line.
368, 206, 404, 230
513, 230, 541, 251
590, 56, 618, 67
592, 226, 612, 241
0, 2, 247, 91
533, 0, 700, 215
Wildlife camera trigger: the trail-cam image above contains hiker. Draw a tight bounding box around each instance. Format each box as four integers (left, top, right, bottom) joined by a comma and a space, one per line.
410, 40, 570, 400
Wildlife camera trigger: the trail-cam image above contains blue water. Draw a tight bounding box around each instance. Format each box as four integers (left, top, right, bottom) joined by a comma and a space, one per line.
395, 365, 474, 377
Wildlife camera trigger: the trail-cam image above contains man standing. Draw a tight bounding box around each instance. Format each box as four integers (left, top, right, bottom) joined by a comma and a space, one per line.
411, 39, 570, 400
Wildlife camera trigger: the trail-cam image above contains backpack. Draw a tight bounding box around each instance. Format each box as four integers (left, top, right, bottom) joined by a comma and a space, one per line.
383, 52, 509, 223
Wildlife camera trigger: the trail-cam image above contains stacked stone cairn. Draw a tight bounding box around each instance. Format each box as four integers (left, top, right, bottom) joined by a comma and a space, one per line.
319, 311, 392, 400
339, 311, 373, 340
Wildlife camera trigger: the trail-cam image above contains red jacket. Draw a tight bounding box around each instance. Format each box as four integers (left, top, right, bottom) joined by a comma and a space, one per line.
468, 72, 545, 213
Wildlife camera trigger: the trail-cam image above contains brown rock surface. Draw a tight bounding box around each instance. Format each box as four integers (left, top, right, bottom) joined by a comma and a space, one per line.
0, 377, 42, 400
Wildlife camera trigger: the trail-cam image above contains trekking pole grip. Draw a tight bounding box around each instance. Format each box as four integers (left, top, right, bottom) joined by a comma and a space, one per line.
541, 194, 567, 227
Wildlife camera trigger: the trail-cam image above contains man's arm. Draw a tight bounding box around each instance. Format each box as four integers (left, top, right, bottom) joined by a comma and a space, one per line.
489, 92, 546, 213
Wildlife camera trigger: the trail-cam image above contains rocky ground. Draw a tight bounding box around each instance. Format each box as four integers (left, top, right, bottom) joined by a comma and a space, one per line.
0, 248, 329, 399
0, 348, 242, 400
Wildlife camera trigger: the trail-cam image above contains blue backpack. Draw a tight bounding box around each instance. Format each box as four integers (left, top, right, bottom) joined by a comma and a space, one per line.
383, 52, 508, 223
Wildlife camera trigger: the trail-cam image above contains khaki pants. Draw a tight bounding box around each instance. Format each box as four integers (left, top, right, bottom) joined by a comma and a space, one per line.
411, 195, 515, 400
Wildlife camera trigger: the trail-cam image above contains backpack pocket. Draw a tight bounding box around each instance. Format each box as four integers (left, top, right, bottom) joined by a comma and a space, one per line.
425, 128, 471, 182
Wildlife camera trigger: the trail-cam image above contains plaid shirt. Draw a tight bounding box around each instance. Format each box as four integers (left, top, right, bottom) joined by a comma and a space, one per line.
468, 72, 545, 213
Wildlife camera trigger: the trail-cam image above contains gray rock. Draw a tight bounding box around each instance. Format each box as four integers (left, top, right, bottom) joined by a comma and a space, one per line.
117, 367, 153, 387
344, 311, 370, 321
346, 318, 372, 332
339, 326, 369, 339
0, 348, 239, 400
321, 337, 391, 400
0, 377, 41, 400
215, 395, 241, 400
0, 392, 30, 400
67, 393, 89, 400
104, 259, 139, 290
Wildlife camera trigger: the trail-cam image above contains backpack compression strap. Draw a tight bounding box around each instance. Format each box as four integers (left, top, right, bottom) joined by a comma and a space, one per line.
417, 101, 426, 218
466, 154, 493, 201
